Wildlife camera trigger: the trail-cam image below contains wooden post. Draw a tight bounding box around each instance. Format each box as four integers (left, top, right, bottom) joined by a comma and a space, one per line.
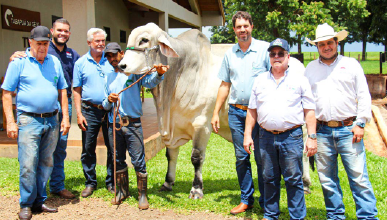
380, 52, 383, 76
358, 54, 361, 63
314, 53, 315, 60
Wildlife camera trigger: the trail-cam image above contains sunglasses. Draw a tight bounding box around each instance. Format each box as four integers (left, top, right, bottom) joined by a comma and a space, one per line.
269, 52, 287, 58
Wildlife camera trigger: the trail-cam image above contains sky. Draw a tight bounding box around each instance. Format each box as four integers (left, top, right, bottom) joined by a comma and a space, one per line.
169, 27, 385, 53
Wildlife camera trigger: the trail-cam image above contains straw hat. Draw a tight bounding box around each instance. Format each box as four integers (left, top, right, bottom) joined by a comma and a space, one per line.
306, 23, 348, 45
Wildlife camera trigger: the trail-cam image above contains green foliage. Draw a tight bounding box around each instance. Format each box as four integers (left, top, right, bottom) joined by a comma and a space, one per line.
1, 133, 387, 218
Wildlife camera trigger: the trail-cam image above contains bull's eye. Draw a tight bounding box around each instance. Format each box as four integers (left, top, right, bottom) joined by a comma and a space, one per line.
139, 38, 149, 45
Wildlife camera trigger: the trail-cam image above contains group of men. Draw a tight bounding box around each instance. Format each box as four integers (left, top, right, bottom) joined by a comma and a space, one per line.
1, 10, 379, 220
212, 11, 378, 220
3, 19, 168, 220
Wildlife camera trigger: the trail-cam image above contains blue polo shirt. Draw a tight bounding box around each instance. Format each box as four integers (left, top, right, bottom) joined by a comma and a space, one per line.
73, 51, 114, 104
1, 48, 68, 113
218, 38, 270, 105
48, 41, 80, 96
102, 71, 163, 122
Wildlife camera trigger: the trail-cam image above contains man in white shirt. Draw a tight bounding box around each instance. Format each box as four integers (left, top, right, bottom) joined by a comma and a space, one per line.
244, 38, 317, 220
305, 23, 378, 219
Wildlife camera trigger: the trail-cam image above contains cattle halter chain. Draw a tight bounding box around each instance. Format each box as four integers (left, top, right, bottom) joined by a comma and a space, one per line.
126, 45, 159, 70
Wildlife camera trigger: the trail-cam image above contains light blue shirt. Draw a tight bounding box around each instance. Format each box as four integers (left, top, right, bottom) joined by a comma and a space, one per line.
248, 68, 315, 131
73, 51, 114, 104
102, 71, 164, 123
1, 48, 67, 114
218, 38, 271, 105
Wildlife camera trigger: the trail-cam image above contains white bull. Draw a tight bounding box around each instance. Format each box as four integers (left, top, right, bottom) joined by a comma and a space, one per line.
118, 23, 311, 199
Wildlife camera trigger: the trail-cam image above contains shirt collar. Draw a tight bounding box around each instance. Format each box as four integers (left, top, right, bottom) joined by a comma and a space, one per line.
50, 40, 67, 53
234, 38, 257, 54
269, 67, 289, 82
26, 48, 49, 62
86, 50, 107, 64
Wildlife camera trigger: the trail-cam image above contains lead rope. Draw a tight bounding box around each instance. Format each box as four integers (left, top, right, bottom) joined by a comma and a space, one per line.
112, 65, 167, 203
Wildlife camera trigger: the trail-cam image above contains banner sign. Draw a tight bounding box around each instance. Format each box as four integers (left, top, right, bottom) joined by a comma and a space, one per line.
1, 5, 41, 32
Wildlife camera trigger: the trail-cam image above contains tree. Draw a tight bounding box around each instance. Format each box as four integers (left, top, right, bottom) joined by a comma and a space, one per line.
369, 0, 387, 53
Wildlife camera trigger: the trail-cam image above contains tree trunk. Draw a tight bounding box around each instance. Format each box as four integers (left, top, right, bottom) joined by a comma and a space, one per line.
340, 41, 345, 55
362, 36, 367, 61
298, 35, 302, 54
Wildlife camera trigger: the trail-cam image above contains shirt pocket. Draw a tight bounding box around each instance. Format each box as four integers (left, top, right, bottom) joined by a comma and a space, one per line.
252, 61, 266, 76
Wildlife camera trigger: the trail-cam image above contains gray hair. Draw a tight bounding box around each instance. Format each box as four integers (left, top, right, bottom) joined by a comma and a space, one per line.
87, 28, 107, 42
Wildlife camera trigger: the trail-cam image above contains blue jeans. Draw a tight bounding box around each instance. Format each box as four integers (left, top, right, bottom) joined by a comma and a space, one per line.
50, 97, 72, 193
108, 120, 146, 173
81, 105, 114, 188
228, 105, 264, 207
17, 113, 59, 208
316, 124, 378, 220
259, 126, 306, 220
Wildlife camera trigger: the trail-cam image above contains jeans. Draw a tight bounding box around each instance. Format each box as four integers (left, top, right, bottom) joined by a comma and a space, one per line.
108, 120, 146, 173
316, 124, 378, 220
81, 105, 114, 188
17, 113, 59, 208
259, 126, 306, 220
228, 105, 264, 208
50, 97, 72, 193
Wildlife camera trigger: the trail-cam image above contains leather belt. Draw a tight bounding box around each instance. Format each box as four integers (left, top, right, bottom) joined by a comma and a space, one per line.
23, 109, 59, 118
231, 104, 248, 111
261, 124, 302, 135
82, 100, 104, 110
121, 116, 140, 126
318, 116, 356, 128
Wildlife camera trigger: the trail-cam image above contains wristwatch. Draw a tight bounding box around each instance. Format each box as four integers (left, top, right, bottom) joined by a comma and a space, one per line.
356, 122, 366, 128
308, 134, 317, 140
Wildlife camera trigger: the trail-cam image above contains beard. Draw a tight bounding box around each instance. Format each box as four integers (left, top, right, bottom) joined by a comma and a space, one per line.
320, 52, 338, 61
53, 36, 69, 46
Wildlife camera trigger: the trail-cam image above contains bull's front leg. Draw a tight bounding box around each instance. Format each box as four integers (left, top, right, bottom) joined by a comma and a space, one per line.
302, 125, 312, 194
188, 127, 211, 199
160, 147, 180, 191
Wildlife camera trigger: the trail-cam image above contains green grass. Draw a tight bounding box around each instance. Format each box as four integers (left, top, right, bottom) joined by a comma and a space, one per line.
1, 133, 386, 219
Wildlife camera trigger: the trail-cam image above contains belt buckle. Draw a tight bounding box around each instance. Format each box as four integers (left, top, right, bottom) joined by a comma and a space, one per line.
327, 121, 340, 127
122, 117, 129, 126
40, 113, 44, 118
97, 104, 103, 110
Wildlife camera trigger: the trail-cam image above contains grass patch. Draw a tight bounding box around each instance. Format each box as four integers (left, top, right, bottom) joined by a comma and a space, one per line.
1, 133, 386, 219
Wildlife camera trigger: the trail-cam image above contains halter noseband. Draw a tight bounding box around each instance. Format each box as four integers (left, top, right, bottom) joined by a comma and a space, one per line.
126, 45, 159, 70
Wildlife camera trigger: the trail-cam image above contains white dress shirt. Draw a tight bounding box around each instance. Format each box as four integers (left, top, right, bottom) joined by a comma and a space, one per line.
304, 55, 371, 124
248, 68, 315, 131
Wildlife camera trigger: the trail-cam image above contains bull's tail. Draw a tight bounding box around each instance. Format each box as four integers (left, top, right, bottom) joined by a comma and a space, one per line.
309, 156, 315, 172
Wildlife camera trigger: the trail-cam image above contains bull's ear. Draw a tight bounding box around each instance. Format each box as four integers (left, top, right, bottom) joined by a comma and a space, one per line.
158, 34, 179, 58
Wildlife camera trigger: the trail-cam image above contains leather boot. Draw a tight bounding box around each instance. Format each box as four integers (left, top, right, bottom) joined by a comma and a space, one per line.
111, 167, 130, 205
136, 171, 149, 210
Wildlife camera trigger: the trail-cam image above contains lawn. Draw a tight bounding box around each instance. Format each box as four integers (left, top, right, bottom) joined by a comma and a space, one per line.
1, 133, 386, 219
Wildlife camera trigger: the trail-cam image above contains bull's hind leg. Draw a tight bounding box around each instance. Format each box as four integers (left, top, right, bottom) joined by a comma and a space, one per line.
188, 128, 211, 199
160, 147, 180, 191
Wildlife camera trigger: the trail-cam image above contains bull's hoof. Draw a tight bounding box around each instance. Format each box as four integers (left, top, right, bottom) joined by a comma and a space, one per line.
304, 188, 311, 194
159, 184, 173, 192
188, 189, 203, 200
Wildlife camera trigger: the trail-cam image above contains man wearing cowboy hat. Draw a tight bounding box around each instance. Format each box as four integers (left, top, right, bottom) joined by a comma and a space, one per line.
305, 23, 378, 219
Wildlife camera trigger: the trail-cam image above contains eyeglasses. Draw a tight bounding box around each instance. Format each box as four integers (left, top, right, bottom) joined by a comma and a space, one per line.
96, 64, 105, 77
269, 52, 287, 58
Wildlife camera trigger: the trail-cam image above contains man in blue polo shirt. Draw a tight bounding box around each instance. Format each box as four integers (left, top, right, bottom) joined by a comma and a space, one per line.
2, 26, 70, 220
211, 11, 270, 214
101, 42, 168, 209
9, 18, 80, 199
73, 28, 114, 198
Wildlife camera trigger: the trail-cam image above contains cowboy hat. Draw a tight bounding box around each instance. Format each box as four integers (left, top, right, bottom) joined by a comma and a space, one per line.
306, 23, 348, 45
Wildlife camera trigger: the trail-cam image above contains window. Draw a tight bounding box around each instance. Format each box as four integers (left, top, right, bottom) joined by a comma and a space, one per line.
120, 30, 126, 43
104, 27, 111, 41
